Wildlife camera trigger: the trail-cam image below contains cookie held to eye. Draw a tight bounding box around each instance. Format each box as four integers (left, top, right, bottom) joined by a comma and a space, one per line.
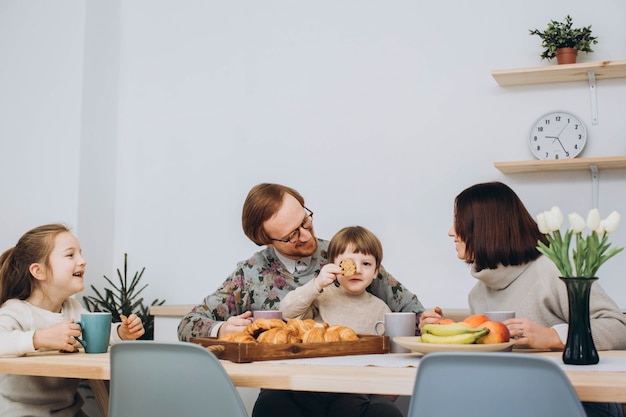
340, 258, 356, 278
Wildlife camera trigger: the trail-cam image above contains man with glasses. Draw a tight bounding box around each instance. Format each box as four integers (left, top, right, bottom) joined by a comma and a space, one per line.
178, 183, 424, 417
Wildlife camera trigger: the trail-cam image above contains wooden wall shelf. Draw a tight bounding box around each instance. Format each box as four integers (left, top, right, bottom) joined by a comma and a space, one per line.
495, 156, 626, 209
491, 60, 626, 209
491, 60, 626, 87
494, 156, 626, 174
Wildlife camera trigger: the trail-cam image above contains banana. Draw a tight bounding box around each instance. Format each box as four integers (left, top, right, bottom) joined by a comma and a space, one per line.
420, 328, 489, 344
421, 323, 485, 337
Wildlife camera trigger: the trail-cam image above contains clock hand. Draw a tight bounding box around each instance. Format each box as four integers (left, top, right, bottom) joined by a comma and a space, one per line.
547, 121, 571, 154
554, 137, 567, 153
544, 124, 570, 141
554, 123, 569, 138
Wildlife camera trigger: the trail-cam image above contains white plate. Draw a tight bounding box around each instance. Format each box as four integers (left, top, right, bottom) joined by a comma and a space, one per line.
394, 336, 515, 354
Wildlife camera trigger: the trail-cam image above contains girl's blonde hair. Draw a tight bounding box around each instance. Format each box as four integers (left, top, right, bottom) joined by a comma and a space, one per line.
327, 226, 383, 269
0, 224, 70, 305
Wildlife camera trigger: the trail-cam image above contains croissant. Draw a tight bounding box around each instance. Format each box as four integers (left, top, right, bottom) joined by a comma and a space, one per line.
323, 329, 341, 342
301, 326, 327, 343
218, 332, 257, 343
286, 318, 319, 337
256, 327, 301, 344
245, 318, 286, 338
326, 325, 359, 341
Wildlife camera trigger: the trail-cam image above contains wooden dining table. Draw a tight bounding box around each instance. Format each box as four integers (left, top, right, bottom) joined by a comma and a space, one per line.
2, 348, 626, 417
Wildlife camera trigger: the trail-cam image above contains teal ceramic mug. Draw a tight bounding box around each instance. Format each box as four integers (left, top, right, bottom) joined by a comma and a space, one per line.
76, 312, 111, 353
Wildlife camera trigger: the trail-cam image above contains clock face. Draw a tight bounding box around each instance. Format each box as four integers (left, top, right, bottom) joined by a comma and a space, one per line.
529, 111, 587, 160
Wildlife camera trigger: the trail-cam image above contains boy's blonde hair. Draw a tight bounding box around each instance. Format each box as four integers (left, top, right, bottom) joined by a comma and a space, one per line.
327, 226, 382, 269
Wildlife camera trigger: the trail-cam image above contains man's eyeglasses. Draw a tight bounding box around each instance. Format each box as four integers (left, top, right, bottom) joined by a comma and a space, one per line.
271, 207, 314, 244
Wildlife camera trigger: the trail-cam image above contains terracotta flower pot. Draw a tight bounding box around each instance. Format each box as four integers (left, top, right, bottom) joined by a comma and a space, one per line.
555, 47, 578, 65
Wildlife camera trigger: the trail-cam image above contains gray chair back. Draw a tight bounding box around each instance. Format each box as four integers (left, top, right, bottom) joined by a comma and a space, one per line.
109, 341, 248, 417
408, 351, 586, 417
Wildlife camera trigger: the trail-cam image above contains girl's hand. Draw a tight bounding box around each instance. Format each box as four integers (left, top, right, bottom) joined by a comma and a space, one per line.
117, 314, 146, 340
314, 264, 342, 291
33, 320, 82, 352
418, 306, 443, 330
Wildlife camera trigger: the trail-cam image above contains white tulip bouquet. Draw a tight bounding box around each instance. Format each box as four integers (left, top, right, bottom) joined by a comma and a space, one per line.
536, 207, 623, 278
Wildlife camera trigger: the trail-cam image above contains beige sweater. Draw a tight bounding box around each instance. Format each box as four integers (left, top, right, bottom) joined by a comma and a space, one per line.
468, 255, 626, 350
280, 279, 391, 335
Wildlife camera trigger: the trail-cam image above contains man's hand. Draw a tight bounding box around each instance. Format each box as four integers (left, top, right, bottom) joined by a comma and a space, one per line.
217, 311, 253, 337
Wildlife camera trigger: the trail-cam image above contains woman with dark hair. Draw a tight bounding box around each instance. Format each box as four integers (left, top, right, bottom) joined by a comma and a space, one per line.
420, 181, 626, 417
452, 181, 548, 271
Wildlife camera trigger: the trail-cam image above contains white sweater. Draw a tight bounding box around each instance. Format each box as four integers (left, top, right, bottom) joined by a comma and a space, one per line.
0, 298, 122, 417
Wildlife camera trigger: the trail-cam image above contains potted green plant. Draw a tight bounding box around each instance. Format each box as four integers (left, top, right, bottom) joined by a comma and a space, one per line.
83, 253, 165, 340
529, 15, 598, 64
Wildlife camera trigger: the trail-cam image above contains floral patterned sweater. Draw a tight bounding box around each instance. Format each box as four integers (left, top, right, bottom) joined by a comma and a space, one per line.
177, 239, 424, 341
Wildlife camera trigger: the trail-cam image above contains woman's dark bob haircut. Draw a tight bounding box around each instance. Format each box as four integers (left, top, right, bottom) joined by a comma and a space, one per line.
454, 182, 548, 271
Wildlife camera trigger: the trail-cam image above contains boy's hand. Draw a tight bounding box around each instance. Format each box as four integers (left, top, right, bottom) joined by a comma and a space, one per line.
33, 320, 81, 352
314, 264, 342, 291
117, 314, 145, 340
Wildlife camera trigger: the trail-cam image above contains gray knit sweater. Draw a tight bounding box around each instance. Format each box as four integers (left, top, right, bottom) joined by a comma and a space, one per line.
468, 255, 626, 350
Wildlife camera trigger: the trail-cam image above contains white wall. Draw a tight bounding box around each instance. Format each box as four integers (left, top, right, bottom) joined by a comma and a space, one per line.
2, 0, 626, 314
0, 1, 85, 240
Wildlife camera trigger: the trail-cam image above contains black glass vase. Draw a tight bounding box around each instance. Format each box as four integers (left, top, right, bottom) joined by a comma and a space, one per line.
560, 277, 599, 365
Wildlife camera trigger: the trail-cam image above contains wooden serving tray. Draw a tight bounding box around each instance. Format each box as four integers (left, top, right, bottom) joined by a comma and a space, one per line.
191, 335, 390, 363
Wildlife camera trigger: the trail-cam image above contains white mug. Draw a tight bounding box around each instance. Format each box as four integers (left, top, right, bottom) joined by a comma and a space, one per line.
374, 312, 416, 353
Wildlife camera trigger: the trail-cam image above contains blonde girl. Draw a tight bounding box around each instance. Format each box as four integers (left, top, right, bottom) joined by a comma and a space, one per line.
0, 224, 144, 416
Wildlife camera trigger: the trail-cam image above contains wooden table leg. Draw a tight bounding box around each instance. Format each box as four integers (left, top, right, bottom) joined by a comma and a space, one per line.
88, 379, 109, 417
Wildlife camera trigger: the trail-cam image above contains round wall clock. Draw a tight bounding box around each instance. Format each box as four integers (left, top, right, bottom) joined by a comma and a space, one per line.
528, 111, 587, 160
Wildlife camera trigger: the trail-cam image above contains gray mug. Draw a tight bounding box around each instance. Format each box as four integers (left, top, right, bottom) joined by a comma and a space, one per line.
484, 310, 515, 322
374, 312, 416, 353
